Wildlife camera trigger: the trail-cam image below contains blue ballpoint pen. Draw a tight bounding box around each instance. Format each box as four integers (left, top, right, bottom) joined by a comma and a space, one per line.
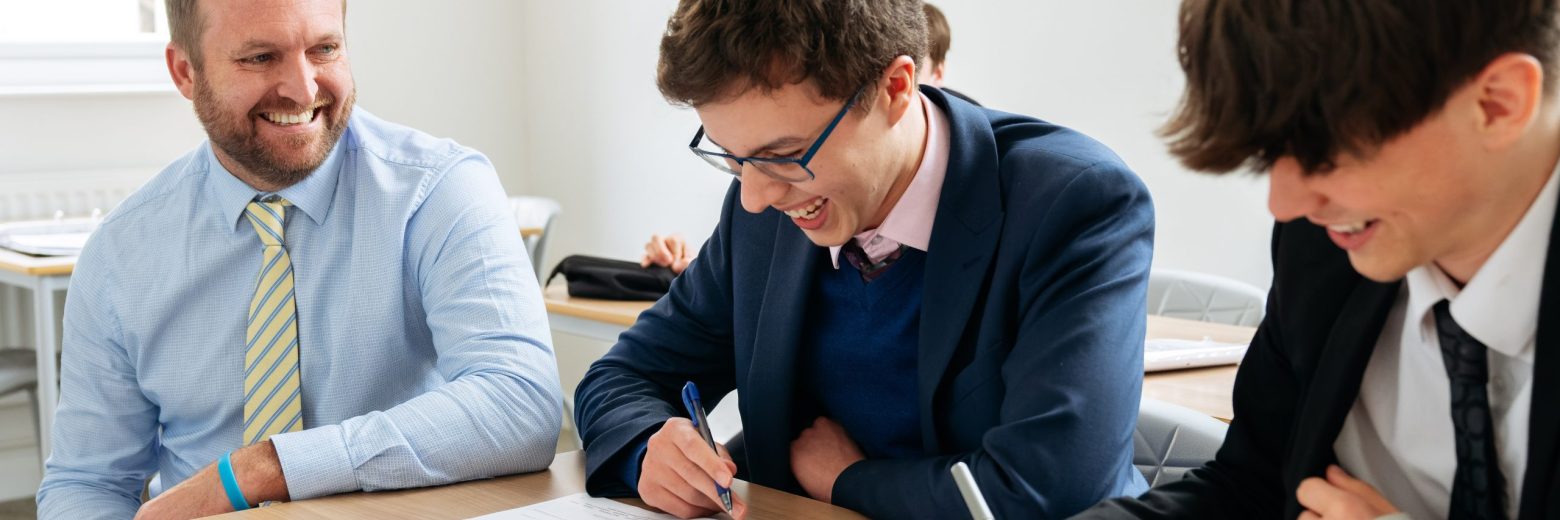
681, 381, 734, 512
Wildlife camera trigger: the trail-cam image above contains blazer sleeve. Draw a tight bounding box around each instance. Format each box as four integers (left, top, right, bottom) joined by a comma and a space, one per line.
833, 160, 1157, 518
1075, 222, 1301, 519
574, 183, 742, 497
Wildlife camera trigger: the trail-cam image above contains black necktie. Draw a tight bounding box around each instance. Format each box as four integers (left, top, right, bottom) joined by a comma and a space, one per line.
1433, 300, 1508, 520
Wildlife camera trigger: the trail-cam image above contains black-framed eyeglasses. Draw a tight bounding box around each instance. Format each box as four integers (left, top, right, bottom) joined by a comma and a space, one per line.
688, 87, 863, 183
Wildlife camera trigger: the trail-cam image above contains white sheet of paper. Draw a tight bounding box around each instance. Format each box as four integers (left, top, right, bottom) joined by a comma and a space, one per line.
467, 493, 717, 520
1143, 338, 1248, 372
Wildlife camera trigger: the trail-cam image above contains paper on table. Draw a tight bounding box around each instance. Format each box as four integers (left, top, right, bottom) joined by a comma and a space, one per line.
0, 217, 97, 257
1143, 337, 1248, 372
467, 493, 718, 520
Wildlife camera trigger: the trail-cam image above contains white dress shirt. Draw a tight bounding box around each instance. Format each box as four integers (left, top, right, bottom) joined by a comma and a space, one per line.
1334, 166, 1559, 519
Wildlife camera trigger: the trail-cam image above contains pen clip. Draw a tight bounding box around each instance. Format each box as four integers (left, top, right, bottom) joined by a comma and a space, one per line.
681, 381, 702, 429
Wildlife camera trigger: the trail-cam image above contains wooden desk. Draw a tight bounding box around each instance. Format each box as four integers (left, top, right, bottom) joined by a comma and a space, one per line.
545, 284, 1252, 421
0, 248, 74, 462
218, 450, 863, 519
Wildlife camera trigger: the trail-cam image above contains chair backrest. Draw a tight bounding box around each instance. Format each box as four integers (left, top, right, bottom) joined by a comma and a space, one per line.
509, 196, 562, 281
1147, 268, 1267, 327
1134, 398, 1228, 487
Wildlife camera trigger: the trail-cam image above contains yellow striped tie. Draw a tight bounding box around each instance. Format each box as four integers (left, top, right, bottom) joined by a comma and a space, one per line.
243, 198, 304, 445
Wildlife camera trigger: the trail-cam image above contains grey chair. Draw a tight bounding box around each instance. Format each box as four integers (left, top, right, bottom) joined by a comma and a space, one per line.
0, 348, 40, 464
1134, 398, 1228, 487
509, 196, 562, 281
1147, 268, 1267, 327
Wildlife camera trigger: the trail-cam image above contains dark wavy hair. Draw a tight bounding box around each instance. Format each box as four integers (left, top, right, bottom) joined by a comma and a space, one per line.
1163, 0, 1560, 174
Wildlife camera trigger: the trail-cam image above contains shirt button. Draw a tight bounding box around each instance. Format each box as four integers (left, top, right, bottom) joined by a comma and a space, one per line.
870, 237, 882, 245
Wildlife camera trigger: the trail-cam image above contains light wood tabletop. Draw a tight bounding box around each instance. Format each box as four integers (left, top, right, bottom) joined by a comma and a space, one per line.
216, 450, 864, 519
544, 284, 647, 327
0, 248, 75, 276
1140, 316, 1250, 422
545, 283, 1253, 422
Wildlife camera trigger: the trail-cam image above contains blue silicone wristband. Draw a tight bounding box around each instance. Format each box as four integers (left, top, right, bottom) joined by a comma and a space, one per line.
218, 451, 251, 511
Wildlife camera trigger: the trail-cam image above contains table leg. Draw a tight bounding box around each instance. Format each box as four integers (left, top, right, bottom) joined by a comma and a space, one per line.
33, 276, 61, 465
2, 286, 19, 346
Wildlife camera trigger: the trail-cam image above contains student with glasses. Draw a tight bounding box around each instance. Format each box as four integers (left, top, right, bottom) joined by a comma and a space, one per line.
574, 0, 1155, 518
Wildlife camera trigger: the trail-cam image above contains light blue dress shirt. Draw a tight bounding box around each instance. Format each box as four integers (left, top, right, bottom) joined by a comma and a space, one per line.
36, 109, 562, 519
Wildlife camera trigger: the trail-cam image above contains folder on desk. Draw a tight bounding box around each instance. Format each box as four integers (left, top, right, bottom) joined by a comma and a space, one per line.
0, 218, 94, 257
1144, 338, 1247, 372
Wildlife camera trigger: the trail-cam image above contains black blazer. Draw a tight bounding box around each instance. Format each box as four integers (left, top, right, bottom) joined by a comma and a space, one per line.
575, 87, 1157, 518
1077, 213, 1560, 519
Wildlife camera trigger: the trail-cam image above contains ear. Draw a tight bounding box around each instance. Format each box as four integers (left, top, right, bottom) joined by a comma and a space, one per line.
877, 55, 919, 127
1471, 52, 1544, 150
166, 43, 198, 101
928, 62, 946, 88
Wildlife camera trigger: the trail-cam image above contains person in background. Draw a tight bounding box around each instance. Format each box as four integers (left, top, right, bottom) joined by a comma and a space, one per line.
920, 2, 980, 106
1078, 0, 1560, 518
37, 1, 562, 518
580, 0, 1155, 518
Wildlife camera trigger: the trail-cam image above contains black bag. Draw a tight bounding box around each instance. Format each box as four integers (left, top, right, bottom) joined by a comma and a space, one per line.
546, 255, 677, 301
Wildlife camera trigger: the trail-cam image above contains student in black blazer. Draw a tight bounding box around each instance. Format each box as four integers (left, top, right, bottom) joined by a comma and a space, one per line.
1080, 1, 1560, 519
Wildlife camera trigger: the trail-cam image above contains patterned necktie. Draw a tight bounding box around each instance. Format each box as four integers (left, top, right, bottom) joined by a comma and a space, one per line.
243, 198, 304, 445
840, 240, 906, 283
1432, 300, 1507, 520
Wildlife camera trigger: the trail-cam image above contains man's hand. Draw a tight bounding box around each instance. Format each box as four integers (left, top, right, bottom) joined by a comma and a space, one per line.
639, 418, 747, 519
134, 440, 290, 520
789, 417, 865, 504
1296, 465, 1401, 520
641, 234, 696, 275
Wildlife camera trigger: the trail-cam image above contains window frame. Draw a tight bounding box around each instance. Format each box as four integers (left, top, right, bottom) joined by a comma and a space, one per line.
0, 0, 175, 96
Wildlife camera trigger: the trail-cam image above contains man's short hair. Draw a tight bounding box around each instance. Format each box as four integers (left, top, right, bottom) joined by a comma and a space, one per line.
165, 0, 347, 70
165, 0, 207, 68
656, 0, 927, 110
1163, 0, 1560, 174
924, 3, 950, 68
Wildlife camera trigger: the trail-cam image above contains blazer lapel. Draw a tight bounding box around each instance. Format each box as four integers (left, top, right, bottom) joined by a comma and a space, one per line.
917, 87, 1004, 450
1281, 277, 1399, 518
1517, 202, 1560, 519
744, 216, 821, 493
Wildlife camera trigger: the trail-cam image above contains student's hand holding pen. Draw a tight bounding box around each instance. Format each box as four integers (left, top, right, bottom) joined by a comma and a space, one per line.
639, 418, 748, 519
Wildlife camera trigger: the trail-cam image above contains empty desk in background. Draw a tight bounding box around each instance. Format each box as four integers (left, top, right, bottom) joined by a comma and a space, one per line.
545, 282, 1252, 422
0, 248, 73, 463
215, 450, 864, 519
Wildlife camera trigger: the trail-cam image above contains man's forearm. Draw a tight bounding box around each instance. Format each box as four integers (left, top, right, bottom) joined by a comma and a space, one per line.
234, 440, 290, 504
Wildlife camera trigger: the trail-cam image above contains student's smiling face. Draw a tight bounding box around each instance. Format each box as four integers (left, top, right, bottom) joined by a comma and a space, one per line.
694, 68, 921, 248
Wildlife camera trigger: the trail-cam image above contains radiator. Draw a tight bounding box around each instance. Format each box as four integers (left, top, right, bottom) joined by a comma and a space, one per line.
0, 168, 156, 347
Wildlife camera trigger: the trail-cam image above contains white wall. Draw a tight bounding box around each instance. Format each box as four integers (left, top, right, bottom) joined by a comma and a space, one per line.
932, 2, 1275, 288
517, 1, 731, 269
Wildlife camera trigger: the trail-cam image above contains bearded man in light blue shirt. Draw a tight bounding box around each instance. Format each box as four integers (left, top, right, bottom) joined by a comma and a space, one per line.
35, 1, 562, 518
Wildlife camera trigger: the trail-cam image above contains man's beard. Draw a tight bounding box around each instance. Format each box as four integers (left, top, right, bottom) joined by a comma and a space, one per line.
194, 78, 355, 189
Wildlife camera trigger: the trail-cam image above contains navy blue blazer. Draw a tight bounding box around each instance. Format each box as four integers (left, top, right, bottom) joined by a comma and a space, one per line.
575, 87, 1155, 518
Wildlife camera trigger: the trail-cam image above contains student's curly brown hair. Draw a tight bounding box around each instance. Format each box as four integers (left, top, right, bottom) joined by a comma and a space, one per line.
656, 0, 927, 112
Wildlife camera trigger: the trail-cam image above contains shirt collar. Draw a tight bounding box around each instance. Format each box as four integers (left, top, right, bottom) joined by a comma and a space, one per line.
1403, 162, 1559, 360
829, 91, 950, 268
208, 133, 347, 231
